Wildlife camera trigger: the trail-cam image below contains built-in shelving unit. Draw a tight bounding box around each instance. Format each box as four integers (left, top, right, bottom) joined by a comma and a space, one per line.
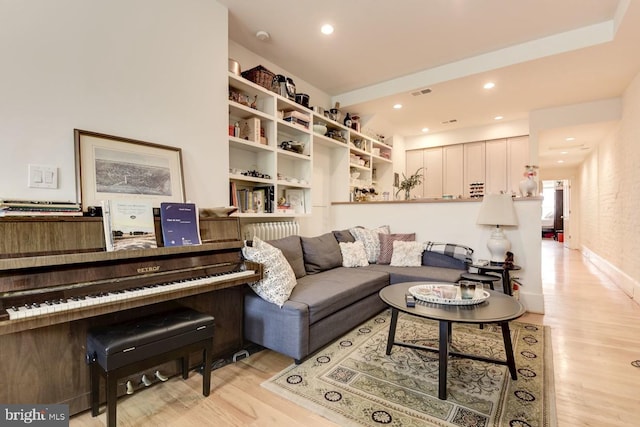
228, 72, 393, 216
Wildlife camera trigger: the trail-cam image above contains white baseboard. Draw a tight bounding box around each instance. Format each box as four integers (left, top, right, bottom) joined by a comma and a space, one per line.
581, 245, 638, 303
519, 291, 545, 314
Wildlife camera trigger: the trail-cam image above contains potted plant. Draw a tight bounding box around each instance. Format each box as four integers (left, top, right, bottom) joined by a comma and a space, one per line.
396, 168, 424, 200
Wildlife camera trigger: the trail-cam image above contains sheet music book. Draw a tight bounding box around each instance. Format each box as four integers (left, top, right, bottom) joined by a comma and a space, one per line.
102, 199, 157, 251
159, 202, 202, 247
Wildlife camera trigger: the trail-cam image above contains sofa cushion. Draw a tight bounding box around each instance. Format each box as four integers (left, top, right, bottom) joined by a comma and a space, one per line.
291, 267, 389, 324
339, 241, 369, 267
377, 233, 415, 264
365, 264, 464, 284
301, 232, 343, 274
267, 235, 306, 279
390, 241, 425, 266
242, 238, 297, 307
349, 225, 390, 263
332, 229, 355, 243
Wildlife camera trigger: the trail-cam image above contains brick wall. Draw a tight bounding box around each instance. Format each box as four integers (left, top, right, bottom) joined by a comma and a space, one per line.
579, 70, 640, 292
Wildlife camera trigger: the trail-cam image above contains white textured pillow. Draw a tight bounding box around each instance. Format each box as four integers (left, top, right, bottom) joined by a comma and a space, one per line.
349, 225, 390, 263
242, 237, 297, 307
390, 241, 425, 267
339, 241, 369, 267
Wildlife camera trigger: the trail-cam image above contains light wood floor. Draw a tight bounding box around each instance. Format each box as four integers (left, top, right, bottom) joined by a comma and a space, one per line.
71, 240, 640, 426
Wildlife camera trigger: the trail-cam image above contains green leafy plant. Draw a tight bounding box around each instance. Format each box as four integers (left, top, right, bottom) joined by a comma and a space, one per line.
396, 167, 424, 199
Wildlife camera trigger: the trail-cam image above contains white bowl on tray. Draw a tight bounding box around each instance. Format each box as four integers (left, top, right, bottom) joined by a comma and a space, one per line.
408, 283, 490, 306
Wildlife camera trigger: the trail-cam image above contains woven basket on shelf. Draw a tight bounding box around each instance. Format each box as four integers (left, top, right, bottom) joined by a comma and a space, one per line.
241, 65, 275, 91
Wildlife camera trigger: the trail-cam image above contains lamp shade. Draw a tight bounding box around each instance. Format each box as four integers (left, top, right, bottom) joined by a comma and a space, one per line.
476, 194, 518, 226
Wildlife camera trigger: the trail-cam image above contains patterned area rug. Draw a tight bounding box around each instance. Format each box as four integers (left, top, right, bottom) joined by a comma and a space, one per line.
263, 310, 556, 427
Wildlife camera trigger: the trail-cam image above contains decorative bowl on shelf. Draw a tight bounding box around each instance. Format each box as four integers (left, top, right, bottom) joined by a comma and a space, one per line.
280, 140, 306, 154
350, 172, 360, 179
313, 124, 327, 135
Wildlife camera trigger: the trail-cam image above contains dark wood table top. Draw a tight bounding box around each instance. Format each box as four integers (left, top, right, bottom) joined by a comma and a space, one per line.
379, 282, 525, 324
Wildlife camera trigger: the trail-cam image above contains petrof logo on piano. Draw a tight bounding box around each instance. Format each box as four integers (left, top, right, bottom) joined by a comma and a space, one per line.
1, 404, 68, 426
137, 265, 161, 273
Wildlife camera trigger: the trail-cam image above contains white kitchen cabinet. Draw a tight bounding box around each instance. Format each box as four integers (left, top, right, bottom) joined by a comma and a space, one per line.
463, 141, 486, 198
405, 149, 425, 198
443, 144, 463, 197
507, 136, 530, 195
484, 139, 507, 195
403, 136, 529, 200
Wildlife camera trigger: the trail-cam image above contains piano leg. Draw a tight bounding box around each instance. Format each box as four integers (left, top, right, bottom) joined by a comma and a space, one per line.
90, 362, 100, 417
106, 372, 118, 427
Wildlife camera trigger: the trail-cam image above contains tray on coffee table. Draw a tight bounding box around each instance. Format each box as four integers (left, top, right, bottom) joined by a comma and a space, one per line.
408, 283, 490, 306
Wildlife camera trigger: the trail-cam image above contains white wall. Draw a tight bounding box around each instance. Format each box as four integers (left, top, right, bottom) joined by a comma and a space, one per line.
0, 0, 229, 207
404, 119, 530, 151
578, 70, 640, 301
331, 198, 544, 313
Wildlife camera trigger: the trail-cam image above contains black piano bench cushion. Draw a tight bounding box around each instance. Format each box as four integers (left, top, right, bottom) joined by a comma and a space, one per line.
86, 308, 214, 371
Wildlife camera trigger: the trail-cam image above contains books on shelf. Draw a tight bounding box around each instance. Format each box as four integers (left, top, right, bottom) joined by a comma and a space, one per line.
230, 183, 274, 214
101, 199, 157, 251
159, 202, 201, 247
0, 199, 82, 217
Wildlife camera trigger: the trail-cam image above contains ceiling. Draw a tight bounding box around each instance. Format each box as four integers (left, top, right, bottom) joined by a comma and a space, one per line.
218, 0, 640, 170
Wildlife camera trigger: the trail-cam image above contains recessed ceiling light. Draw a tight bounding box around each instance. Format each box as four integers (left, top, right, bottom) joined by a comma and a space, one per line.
421, 127, 429, 133
557, 160, 565, 163
494, 115, 503, 120
321, 24, 334, 35
393, 104, 402, 109
560, 151, 568, 154
565, 137, 575, 141
484, 82, 495, 89
255, 30, 270, 41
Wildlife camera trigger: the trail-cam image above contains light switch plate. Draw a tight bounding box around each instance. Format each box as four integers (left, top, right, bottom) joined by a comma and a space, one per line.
28, 164, 58, 189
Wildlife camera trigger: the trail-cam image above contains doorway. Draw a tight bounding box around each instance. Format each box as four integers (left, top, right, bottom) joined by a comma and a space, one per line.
541, 180, 566, 241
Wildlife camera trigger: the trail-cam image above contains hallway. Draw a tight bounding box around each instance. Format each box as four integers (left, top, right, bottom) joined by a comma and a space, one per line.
521, 240, 640, 426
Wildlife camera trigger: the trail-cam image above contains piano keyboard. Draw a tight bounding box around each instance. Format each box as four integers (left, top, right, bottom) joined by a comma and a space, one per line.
6, 269, 256, 320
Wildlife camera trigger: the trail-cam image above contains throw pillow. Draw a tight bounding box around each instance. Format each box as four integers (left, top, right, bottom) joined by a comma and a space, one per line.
242, 237, 297, 307
339, 241, 369, 267
349, 225, 390, 263
332, 229, 356, 243
377, 233, 416, 264
390, 240, 425, 267
300, 232, 343, 274
266, 235, 306, 279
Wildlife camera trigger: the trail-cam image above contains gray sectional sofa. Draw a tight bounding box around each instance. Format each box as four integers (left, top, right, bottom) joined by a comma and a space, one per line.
243, 229, 470, 363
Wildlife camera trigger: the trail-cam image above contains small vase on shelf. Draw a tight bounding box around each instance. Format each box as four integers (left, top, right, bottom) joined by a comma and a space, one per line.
519, 177, 537, 197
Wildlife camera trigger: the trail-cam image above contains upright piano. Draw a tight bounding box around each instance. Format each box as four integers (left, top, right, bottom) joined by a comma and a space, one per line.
0, 216, 261, 415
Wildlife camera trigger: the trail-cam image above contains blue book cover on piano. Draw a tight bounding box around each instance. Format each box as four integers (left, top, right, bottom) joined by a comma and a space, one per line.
160, 202, 202, 247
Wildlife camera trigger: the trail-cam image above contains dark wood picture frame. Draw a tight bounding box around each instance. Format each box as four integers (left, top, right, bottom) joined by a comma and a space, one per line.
75, 129, 185, 212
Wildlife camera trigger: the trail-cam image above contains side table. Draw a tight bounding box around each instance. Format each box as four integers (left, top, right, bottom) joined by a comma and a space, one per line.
471, 263, 521, 296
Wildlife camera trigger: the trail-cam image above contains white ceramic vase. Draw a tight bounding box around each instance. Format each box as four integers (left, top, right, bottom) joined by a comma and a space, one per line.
519, 177, 537, 197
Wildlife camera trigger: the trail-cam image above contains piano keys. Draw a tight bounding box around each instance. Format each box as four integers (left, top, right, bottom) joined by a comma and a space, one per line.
5, 269, 256, 320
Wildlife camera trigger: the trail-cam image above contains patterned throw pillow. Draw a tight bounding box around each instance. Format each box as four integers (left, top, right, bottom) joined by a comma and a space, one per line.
242, 237, 297, 307
377, 233, 416, 264
349, 225, 390, 263
390, 241, 425, 267
339, 241, 369, 267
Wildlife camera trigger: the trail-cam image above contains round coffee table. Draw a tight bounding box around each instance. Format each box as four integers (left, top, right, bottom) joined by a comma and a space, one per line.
379, 282, 525, 400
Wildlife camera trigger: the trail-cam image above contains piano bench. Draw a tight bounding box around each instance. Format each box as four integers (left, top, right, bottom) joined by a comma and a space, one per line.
86, 308, 215, 427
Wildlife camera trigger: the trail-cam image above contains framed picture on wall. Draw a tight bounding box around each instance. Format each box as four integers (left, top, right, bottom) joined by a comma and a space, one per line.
75, 129, 185, 212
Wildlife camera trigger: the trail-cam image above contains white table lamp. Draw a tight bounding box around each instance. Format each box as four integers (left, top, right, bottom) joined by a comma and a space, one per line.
476, 194, 518, 263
